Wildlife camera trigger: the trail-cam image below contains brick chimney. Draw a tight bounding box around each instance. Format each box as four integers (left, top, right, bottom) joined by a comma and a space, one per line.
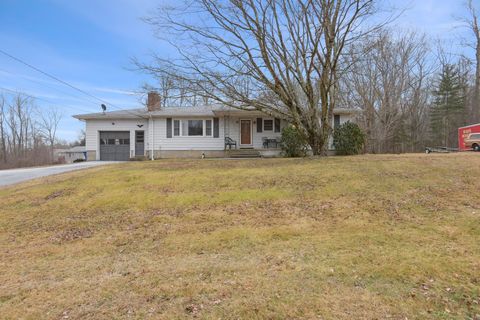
147, 91, 161, 111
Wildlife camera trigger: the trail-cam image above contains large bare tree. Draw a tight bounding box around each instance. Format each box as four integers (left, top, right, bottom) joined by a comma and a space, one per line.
139, 0, 382, 155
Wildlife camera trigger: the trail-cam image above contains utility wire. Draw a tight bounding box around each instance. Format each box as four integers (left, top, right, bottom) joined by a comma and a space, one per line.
0, 67, 105, 109
0, 49, 147, 118
0, 86, 95, 114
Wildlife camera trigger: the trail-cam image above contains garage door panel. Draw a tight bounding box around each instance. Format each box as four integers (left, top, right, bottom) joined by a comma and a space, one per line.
100, 131, 130, 161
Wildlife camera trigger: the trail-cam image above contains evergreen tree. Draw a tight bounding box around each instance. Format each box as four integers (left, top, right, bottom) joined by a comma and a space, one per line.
430, 64, 466, 147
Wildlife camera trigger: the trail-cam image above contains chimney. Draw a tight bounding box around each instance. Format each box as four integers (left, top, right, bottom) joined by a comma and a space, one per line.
147, 91, 161, 111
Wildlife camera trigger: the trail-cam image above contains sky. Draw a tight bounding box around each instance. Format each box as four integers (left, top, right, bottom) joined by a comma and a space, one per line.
0, 0, 475, 142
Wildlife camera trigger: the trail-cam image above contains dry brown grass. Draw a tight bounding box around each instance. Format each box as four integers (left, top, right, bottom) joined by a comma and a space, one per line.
0, 153, 479, 319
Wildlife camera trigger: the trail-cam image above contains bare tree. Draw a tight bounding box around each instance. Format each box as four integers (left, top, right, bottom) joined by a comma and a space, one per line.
142, 72, 208, 107
71, 129, 86, 147
0, 94, 7, 163
464, 0, 480, 121
0, 90, 66, 169
341, 30, 433, 153
6, 94, 33, 157
37, 107, 63, 160
144, 73, 175, 108
138, 0, 384, 155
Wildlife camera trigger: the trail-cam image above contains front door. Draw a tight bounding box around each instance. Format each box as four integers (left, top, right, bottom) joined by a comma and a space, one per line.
240, 120, 252, 146
135, 131, 145, 156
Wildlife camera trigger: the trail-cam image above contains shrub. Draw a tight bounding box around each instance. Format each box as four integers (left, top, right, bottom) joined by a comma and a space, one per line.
333, 121, 365, 155
73, 158, 86, 163
280, 125, 308, 157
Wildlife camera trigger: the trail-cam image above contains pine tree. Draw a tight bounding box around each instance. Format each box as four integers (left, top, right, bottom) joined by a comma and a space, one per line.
430, 64, 466, 147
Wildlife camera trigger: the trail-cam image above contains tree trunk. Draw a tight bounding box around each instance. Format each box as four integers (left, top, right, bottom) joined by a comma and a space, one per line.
305, 125, 329, 156
475, 41, 480, 121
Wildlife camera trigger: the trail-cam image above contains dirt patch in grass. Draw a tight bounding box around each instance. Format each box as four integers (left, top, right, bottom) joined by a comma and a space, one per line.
0, 153, 479, 319
50, 228, 94, 244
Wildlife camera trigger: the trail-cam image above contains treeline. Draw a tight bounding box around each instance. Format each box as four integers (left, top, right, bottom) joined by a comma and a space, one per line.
0, 92, 63, 169
340, 29, 476, 153
138, 0, 480, 155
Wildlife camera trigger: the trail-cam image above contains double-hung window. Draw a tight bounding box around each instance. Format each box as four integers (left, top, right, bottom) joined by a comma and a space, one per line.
173, 120, 180, 136
205, 120, 212, 136
264, 119, 273, 131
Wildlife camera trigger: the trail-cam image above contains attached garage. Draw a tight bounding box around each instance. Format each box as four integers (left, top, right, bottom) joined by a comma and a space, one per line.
99, 131, 130, 161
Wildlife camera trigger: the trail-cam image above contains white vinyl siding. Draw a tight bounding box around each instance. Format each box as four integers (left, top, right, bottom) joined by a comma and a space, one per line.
328, 113, 353, 149
173, 119, 213, 137
223, 117, 285, 149
85, 119, 148, 160
153, 117, 225, 150
83, 112, 354, 155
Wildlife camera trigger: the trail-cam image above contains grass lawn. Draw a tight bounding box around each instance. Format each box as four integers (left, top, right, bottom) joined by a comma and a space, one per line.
0, 154, 479, 319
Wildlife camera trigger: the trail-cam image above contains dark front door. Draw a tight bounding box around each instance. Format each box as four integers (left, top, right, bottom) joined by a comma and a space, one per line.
135, 131, 145, 156
99, 131, 130, 161
240, 120, 252, 146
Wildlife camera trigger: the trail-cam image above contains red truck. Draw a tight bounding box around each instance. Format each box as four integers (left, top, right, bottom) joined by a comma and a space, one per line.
458, 123, 480, 151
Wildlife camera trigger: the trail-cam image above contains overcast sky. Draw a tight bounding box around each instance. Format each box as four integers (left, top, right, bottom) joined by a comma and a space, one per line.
0, 0, 475, 141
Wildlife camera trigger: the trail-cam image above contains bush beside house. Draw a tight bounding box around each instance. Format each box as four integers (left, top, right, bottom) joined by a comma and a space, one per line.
280, 125, 308, 157
333, 121, 366, 155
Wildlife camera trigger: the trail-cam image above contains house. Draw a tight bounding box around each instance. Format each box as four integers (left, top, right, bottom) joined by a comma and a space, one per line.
73, 92, 355, 161
53, 148, 69, 162
55, 146, 87, 163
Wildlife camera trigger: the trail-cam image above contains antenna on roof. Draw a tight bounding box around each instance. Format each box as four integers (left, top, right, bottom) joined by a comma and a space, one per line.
101, 104, 107, 114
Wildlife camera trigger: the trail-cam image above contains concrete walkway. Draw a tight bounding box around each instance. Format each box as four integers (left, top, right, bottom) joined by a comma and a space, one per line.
0, 161, 116, 187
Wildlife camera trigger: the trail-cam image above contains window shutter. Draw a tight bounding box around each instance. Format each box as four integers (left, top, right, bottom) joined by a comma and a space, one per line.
256, 118, 263, 132
213, 117, 219, 138
166, 118, 172, 138
274, 118, 281, 132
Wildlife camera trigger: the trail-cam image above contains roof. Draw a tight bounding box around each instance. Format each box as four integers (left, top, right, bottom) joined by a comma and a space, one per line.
58, 146, 86, 154
73, 108, 147, 120
458, 123, 480, 129
149, 105, 227, 117
73, 105, 359, 120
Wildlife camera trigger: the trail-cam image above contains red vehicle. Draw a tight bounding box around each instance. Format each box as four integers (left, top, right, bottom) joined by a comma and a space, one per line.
458, 123, 480, 151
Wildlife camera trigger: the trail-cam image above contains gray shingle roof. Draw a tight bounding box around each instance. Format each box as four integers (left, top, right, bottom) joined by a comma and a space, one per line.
73, 105, 235, 120
56, 146, 86, 154
73, 105, 357, 120
73, 108, 147, 120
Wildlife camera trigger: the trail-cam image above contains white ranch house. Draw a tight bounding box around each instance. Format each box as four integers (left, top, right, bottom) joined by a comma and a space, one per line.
73, 92, 355, 161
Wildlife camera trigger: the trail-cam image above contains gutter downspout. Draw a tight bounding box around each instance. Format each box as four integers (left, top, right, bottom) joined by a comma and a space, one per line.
150, 115, 154, 161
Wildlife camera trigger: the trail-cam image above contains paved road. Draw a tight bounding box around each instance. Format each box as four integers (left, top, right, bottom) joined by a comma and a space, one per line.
0, 162, 116, 187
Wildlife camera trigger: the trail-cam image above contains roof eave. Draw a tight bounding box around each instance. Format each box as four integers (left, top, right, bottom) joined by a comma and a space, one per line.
73, 114, 144, 120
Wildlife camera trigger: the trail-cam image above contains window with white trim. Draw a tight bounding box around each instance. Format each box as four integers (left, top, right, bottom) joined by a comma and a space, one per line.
264, 119, 273, 131
173, 120, 180, 136
173, 119, 213, 137
181, 120, 188, 136
205, 119, 212, 136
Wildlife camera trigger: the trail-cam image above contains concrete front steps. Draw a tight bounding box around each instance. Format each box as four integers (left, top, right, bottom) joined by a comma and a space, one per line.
227, 149, 261, 158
